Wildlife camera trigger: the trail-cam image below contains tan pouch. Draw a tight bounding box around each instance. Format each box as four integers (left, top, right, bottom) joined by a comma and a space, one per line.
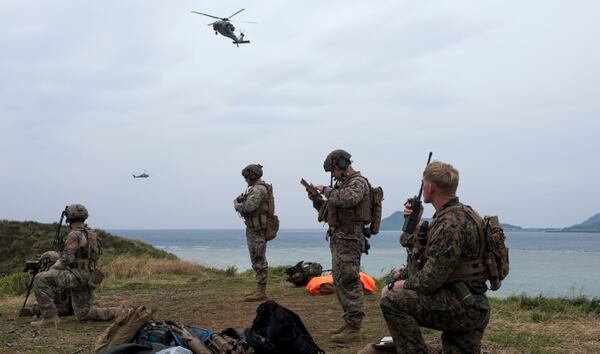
266, 215, 279, 241
88, 269, 105, 289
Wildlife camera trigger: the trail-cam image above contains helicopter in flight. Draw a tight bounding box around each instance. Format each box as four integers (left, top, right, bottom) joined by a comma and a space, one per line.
191, 8, 254, 46
132, 171, 150, 179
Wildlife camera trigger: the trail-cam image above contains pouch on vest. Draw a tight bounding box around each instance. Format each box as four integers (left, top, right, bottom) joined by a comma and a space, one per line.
88, 269, 105, 289
451, 207, 510, 291
484, 216, 509, 290
369, 186, 384, 235
265, 215, 279, 241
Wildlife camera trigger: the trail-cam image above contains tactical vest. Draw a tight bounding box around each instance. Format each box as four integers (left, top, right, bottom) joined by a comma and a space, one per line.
72, 226, 101, 271
242, 182, 275, 231
322, 174, 371, 233
424, 204, 490, 286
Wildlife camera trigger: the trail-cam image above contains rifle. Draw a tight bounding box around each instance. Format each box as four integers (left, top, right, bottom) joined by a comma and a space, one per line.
402, 152, 433, 234
300, 178, 319, 196
53, 206, 67, 251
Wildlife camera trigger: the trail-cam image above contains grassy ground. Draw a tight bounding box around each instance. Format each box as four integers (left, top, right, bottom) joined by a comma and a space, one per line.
1, 258, 599, 354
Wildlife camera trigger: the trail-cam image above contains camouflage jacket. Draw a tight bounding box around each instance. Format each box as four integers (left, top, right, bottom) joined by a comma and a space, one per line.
312, 172, 370, 211
235, 184, 268, 214
55, 223, 97, 270
325, 172, 370, 209
403, 198, 487, 294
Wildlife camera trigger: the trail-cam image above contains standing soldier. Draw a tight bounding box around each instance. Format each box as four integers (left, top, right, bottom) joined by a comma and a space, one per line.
32, 204, 123, 327
361, 161, 491, 354
307, 149, 371, 343
234, 164, 277, 302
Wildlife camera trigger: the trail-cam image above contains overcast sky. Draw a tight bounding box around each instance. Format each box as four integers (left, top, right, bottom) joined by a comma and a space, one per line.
1, 0, 598, 229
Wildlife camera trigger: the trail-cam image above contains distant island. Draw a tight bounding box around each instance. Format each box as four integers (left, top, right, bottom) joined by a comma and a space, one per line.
561, 213, 600, 232
379, 211, 600, 233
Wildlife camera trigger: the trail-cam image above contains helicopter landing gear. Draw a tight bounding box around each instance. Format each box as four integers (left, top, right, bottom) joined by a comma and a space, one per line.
215, 32, 218, 35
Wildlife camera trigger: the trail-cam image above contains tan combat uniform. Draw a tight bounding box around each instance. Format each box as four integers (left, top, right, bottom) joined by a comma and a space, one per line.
235, 182, 273, 285
34, 224, 121, 321
381, 198, 491, 353
314, 172, 371, 330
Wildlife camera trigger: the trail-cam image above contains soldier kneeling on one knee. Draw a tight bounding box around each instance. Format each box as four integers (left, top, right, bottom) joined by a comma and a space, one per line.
32, 204, 125, 327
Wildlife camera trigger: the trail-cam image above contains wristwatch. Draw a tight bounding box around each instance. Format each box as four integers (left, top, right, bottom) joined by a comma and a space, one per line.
387, 281, 395, 291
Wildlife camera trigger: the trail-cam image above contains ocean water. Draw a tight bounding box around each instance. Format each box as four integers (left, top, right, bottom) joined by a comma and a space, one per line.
110, 229, 600, 298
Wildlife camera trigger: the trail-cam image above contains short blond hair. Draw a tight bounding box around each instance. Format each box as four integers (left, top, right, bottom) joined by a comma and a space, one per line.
423, 161, 459, 196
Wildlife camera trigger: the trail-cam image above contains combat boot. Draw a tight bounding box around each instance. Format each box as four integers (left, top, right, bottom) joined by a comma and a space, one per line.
328, 323, 347, 335
330, 326, 361, 343
243, 284, 267, 302
31, 314, 60, 328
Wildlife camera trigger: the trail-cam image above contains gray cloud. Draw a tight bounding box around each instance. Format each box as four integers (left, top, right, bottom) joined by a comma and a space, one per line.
1, 0, 599, 229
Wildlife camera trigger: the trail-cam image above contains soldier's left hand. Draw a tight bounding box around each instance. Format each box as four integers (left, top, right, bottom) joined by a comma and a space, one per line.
314, 185, 325, 194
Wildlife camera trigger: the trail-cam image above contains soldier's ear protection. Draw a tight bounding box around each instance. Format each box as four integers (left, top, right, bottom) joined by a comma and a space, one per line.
335, 156, 351, 170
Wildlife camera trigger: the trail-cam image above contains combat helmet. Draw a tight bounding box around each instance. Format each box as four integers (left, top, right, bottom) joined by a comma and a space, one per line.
323, 149, 352, 172
242, 164, 263, 181
64, 204, 88, 222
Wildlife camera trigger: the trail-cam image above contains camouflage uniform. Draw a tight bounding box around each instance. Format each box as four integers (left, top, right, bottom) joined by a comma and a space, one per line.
381, 198, 490, 353
235, 184, 269, 285
34, 224, 121, 321
314, 173, 370, 329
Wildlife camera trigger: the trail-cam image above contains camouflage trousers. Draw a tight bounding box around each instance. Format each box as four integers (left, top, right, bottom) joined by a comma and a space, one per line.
380, 287, 490, 354
34, 268, 120, 321
246, 228, 268, 285
330, 232, 365, 329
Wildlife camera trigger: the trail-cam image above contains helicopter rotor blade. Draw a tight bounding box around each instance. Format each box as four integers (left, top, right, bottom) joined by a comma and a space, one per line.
231, 20, 257, 24
226, 8, 245, 20
190, 11, 221, 20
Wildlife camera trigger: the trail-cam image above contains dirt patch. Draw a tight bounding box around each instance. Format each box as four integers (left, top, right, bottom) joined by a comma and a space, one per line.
1, 274, 599, 353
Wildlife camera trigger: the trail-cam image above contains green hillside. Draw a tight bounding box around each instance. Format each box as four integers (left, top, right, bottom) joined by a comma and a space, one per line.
0, 220, 175, 275
563, 213, 600, 232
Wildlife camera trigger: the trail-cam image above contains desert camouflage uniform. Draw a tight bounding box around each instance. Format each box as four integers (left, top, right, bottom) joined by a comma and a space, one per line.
235, 184, 269, 285
381, 198, 490, 353
314, 173, 369, 329
34, 224, 121, 321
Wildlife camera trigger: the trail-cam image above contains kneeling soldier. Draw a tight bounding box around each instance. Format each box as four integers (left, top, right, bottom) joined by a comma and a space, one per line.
364, 161, 491, 354
32, 204, 123, 327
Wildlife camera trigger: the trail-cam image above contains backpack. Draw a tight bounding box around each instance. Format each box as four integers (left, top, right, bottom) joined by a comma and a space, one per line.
460, 208, 510, 291
94, 306, 155, 353
285, 261, 323, 287
243, 301, 324, 354
368, 186, 384, 235
136, 321, 187, 348
264, 184, 279, 241
482, 216, 510, 290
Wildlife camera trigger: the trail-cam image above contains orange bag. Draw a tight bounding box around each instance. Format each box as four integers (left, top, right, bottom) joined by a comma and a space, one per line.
306, 272, 377, 295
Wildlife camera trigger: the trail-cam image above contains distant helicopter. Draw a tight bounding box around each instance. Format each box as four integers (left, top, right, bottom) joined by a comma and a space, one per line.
133, 171, 149, 179
191, 8, 254, 46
